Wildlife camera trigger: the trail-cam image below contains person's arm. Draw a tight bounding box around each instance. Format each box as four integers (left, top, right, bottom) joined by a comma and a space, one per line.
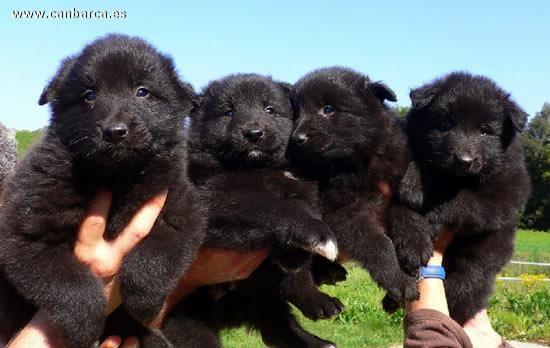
405, 228, 454, 315
403, 228, 473, 348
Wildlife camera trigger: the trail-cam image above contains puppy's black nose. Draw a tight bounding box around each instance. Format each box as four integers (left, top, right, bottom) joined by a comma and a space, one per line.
455, 154, 474, 168
292, 133, 308, 145
103, 123, 128, 144
243, 129, 264, 142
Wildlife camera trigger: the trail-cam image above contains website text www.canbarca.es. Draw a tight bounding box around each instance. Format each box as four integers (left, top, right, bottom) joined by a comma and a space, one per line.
12, 8, 127, 20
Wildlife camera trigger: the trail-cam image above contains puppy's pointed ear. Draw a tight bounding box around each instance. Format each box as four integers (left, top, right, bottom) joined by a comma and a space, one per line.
505, 100, 528, 132
367, 81, 397, 103
410, 85, 439, 110
38, 56, 77, 105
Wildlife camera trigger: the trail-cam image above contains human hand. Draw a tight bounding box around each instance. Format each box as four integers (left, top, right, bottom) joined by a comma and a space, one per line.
405, 226, 456, 315
8, 191, 167, 347
99, 335, 140, 348
151, 247, 269, 327
74, 190, 168, 314
429, 227, 457, 266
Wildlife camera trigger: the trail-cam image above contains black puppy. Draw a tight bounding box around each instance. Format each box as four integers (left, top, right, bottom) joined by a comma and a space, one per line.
188, 73, 337, 261
0, 34, 205, 347
385, 72, 530, 323
150, 73, 339, 347
288, 67, 419, 303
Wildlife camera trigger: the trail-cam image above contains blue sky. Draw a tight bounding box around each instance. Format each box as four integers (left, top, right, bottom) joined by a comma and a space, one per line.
1, 0, 549, 130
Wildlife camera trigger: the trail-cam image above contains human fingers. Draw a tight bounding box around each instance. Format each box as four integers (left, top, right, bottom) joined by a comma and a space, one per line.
76, 190, 112, 248
111, 190, 167, 256
99, 336, 122, 348
376, 180, 392, 200
433, 227, 457, 254
120, 337, 139, 348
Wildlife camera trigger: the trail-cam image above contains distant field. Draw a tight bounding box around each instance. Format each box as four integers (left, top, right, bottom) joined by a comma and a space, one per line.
514, 230, 550, 262
15, 129, 42, 157
222, 230, 550, 347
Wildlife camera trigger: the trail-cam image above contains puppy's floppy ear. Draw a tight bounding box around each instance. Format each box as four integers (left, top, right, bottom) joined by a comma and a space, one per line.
189, 96, 204, 122
38, 56, 77, 105
504, 99, 528, 132
278, 82, 293, 94
409, 85, 439, 110
366, 81, 397, 103
277, 81, 297, 111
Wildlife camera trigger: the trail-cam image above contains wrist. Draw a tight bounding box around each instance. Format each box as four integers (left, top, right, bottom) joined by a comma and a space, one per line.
427, 254, 443, 266
418, 265, 446, 281
9, 310, 64, 348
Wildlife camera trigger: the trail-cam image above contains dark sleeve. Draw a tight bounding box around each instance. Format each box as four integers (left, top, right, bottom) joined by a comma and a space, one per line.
404, 309, 473, 348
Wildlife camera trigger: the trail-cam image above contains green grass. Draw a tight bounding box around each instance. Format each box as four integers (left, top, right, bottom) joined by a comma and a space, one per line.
222, 230, 550, 347
15, 129, 42, 157
514, 230, 550, 262
221, 266, 404, 348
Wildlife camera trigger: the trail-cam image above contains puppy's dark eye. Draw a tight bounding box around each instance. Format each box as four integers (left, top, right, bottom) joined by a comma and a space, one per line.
225, 110, 235, 117
265, 106, 274, 114
438, 120, 454, 132
83, 90, 96, 102
136, 87, 149, 97
321, 105, 335, 116
480, 125, 493, 136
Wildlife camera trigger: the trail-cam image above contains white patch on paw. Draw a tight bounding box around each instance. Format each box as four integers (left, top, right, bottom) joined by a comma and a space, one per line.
283, 171, 298, 180
312, 240, 338, 261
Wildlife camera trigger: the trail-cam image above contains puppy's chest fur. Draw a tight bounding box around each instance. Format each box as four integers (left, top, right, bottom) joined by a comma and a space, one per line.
320, 173, 381, 215
6, 134, 185, 244
76, 159, 184, 239
198, 168, 320, 229
402, 160, 528, 236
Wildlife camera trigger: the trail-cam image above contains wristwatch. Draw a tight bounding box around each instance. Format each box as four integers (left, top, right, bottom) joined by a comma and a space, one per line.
417, 265, 446, 281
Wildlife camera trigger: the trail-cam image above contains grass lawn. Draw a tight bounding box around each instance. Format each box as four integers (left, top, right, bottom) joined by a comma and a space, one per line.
15, 129, 43, 157
222, 230, 550, 347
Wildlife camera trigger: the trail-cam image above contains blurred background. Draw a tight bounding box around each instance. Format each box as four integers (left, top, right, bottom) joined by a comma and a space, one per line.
1, 1, 548, 346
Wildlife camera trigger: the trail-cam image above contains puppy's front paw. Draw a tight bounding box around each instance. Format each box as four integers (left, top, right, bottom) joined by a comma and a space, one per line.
311, 240, 338, 262
313, 260, 348, 285
288, 219, 338, 261
296, 291, 345, 321
394, 235, 433, 275
381, 293, 401, 313
311, 294, 345, 320
386, 277, 419, 305
119, 266, 166, 324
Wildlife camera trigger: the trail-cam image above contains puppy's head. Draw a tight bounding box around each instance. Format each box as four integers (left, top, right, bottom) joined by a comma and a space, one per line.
195, 74, 293, 168
407, 72, 527, 177
39, 34, 196, 168
288, 67, 396, 165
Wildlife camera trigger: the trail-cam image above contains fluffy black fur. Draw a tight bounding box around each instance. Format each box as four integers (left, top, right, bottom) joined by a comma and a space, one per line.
287, 67, 419, 303
0, 34, 205, 347
188, 73, 337, 261
385, 72, 531, 323
151, 74, 340, 347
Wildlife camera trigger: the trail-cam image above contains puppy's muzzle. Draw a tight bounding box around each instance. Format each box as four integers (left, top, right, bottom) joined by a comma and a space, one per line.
103, 123, 128, 144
